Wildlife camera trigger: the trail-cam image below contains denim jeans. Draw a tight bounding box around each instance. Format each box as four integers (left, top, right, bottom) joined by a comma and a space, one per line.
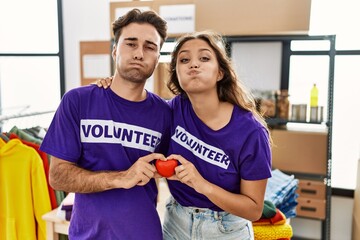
265, 169, 299, 218
163, 196, 254, 240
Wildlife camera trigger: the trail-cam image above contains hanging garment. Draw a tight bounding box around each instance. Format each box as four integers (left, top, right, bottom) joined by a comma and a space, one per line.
8, 127, 66, 206
8, 132, 57, 209
0, 138, 51, 240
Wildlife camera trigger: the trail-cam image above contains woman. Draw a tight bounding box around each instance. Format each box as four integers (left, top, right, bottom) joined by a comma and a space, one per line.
163, 30, 271, 240
98, 30, 272, 240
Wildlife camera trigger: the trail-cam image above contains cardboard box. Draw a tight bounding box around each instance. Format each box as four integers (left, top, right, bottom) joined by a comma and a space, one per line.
153, 63, 174, 100
296, 197, 326, 220
296, 179, 326, 200
195, 0, 311, 36
110, 0, 311, 37
271, 129, 328, 175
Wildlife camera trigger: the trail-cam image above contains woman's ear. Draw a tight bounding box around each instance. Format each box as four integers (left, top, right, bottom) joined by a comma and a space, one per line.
217, 69, 224, 81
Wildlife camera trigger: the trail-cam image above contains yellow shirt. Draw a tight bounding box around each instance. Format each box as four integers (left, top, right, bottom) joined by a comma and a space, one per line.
0, 138, 51, 240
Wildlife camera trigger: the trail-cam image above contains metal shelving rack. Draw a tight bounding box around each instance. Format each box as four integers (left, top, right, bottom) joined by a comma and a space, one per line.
226, 34, 336, 240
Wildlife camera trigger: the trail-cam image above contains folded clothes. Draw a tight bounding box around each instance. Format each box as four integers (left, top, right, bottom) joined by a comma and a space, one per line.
265, 169, 299, 218
56, 192, 75, 221
62, 192, 75, 206
261, 200, 277, 219
253, 209, 286, 226
253, 222, 293, 240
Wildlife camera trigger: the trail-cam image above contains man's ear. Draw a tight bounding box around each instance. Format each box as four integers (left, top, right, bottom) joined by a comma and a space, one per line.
112, 44, 117, 61
155, 53, 160, 68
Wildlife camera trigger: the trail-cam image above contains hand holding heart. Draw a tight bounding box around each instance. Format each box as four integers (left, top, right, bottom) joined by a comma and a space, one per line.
158, 154, 209, 194
155, 159, 179, 177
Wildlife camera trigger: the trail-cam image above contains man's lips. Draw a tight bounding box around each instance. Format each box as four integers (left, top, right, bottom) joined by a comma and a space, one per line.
129, 62, 144, 68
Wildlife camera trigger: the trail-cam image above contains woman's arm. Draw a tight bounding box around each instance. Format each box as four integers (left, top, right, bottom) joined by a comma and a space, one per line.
200, 178, 267, 221
169, 154, 267, 221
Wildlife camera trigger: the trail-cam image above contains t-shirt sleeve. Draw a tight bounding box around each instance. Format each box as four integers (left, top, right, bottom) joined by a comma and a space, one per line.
240, 127, 272, 180
40, 91, 82, 162
154, 98, 172, 155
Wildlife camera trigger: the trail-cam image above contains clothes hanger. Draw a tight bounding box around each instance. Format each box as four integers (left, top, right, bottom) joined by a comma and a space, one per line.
0, 133, 9, 142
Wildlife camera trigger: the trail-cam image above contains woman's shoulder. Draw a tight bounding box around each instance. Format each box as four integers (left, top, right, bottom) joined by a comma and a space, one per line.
167, 94, 188, 109
233, 106, 266, 131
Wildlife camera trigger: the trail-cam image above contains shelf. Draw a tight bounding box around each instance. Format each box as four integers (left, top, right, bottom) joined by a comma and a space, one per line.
265, 118, 324, 128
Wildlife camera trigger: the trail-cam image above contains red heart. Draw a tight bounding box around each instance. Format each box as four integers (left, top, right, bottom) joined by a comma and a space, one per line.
155, 159, 178, 177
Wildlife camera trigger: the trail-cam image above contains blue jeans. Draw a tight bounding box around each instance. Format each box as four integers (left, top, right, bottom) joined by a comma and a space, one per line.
163, 196, 254, 240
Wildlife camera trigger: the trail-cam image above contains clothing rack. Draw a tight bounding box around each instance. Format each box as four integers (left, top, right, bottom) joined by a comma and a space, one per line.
0, 110, 55, 123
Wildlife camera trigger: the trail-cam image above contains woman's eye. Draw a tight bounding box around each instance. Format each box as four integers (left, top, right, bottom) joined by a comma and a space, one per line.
179, 58, 189, 63
200, 56, 210, 62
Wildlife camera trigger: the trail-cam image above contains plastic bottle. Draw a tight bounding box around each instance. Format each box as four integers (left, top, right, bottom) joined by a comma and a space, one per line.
310, 83, 319, 122
310, 83, 318, 107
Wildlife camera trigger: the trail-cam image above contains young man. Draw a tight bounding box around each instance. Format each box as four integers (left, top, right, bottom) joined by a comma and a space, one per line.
40, 9, 170, 239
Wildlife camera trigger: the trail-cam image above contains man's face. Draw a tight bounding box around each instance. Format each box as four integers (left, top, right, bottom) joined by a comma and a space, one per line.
112, 23, 161, 84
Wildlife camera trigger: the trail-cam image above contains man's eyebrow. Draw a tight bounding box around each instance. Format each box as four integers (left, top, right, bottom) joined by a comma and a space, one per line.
124, 37, 158, 48
124, 37, 138, 41
145, 40, 158, 48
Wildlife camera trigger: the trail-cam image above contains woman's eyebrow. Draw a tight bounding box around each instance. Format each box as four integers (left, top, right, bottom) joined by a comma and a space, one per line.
179, 48, 212, 54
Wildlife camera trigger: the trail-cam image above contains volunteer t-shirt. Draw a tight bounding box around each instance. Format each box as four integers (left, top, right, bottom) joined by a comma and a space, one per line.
167, 95, 272, 211
40, 85, 171, 240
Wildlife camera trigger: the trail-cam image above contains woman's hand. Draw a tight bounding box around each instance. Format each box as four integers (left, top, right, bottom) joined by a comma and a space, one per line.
167, 154, 212, 195
95, 76, 113, 88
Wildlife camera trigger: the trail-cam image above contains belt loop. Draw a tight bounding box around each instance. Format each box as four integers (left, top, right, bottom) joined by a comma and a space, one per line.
214, 211, 219, 220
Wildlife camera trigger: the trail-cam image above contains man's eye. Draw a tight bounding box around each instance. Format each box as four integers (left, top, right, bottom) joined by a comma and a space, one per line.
146, 46, 155, 51
127, 43, 135, 47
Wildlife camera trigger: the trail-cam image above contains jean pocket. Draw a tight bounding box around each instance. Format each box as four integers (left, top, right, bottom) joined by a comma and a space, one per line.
217, 214, 250, 235
165, 196, 176, 210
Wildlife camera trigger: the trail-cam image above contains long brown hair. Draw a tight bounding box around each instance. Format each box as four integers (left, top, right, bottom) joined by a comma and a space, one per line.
167, 30, 270, 132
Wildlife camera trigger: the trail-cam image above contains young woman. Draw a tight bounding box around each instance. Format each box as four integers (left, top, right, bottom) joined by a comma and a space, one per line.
98, 30, 272, 240
163, 31, 271, 240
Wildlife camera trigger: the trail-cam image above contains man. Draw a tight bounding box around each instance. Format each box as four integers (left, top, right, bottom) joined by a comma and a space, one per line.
40, 9, 170, 239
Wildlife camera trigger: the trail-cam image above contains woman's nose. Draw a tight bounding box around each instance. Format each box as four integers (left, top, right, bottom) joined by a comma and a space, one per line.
190, 60, 199, 68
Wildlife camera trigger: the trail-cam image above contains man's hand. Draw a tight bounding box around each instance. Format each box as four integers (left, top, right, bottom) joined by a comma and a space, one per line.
115, 153, 166, 189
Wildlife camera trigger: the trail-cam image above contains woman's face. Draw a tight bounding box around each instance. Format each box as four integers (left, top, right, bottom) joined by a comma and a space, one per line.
175, 39, 223, 95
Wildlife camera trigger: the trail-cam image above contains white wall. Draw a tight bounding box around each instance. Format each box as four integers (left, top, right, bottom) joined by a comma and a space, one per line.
61, 1, 355, 239
62, 0, 110, 91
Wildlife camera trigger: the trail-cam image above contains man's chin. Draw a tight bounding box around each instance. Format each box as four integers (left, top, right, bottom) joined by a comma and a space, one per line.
127, 75, 149, 84
121, 70, 149, 83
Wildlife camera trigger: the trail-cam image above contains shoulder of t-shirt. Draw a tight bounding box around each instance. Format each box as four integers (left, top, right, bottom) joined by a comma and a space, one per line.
234, 106, 267, 132
147, 91, 172, 110
61, 85, 99, 101
167, 94, 186, 110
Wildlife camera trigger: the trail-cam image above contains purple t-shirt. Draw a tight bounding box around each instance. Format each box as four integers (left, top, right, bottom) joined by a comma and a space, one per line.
167, 95, 272, 211
40, 85, 171, 239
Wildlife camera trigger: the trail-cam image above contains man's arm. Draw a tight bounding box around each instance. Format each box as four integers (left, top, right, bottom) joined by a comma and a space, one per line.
49, 153, 165, 193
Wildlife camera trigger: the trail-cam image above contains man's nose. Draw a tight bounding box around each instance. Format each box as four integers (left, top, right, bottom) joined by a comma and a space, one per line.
133, 47, 144, 60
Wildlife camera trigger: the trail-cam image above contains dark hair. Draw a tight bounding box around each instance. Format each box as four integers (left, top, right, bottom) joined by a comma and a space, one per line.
112, 8, 167, 47
167, 30, 269, 131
